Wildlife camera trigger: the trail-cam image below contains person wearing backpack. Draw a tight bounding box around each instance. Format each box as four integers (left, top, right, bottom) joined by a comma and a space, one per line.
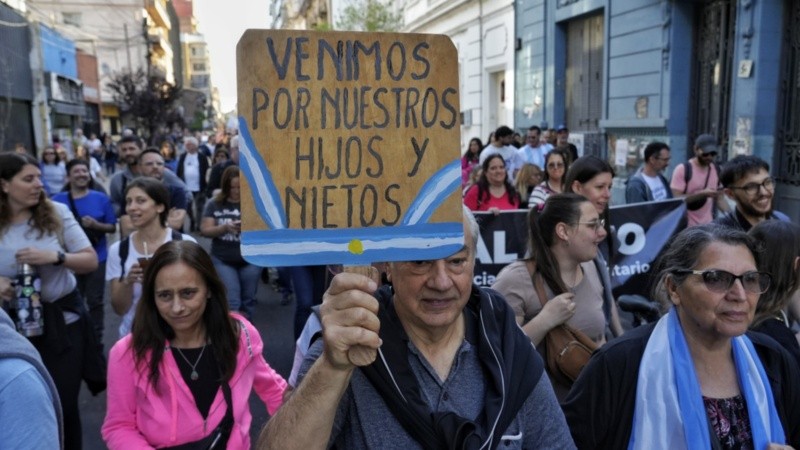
105, 178, 196, 340
669, 134, 730, 226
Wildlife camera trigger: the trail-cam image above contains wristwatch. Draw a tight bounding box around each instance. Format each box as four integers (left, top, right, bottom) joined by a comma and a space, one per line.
54, 251, 66, 266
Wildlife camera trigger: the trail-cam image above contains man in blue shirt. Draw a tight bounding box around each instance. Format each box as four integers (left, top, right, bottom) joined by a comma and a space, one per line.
52, 159, 117, 348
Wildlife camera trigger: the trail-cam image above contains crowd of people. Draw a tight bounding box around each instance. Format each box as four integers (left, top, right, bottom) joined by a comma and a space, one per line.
0, 123, 798, 450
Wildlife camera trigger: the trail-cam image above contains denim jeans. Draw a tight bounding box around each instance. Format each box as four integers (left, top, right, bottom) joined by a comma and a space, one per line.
76, 260, 106, 348
212, 256, 261, 320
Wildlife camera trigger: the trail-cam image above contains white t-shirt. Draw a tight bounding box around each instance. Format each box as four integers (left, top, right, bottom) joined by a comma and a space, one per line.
183, 153, 201, 192
88, 157, 103, 179
517, 144, 551, 170
105, 230, 197, 339
479, 144, 524, 183
88, 138, 102, 154
0, 202, 91, 324
642, 173, 668, 201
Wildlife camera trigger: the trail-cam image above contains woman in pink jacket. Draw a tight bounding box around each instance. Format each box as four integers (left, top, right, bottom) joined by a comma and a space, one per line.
102, 240, 287, 449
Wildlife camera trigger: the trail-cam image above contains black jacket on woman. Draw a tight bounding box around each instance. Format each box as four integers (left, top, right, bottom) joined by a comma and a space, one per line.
176, 152, 210, 193
562, 323, 800, 449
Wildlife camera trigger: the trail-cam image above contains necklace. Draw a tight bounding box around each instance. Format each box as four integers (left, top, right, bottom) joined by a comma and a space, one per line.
174, 344, 207, 381
566, 265, 582, 292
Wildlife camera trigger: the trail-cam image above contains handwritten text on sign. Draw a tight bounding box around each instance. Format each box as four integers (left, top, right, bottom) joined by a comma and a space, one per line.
237, 31, 463, 265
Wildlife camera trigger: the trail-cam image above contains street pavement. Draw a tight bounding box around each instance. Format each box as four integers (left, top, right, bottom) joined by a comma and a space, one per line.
79, 234, 297, 449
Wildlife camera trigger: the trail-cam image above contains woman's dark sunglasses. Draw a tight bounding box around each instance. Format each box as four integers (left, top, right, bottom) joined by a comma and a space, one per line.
673, 269, 771, 294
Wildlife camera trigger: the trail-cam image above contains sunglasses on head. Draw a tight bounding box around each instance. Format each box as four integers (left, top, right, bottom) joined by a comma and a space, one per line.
673, 269, 770, 294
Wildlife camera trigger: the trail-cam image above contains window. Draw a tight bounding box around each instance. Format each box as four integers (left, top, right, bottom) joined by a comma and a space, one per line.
62, 12, 81, 27
192, 63, 206, 72
191, 74, 209, 89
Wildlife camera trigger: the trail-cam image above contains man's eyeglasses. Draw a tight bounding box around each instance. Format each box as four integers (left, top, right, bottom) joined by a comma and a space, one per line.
575, 218, 606, 232
672, 269, 771, 294
729, 177, 774, 196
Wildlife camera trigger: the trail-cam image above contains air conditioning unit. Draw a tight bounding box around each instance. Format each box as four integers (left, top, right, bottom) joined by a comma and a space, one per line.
460, 109, 472, 127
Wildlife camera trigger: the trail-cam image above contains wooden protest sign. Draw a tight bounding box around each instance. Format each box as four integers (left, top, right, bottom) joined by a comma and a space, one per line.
237, 30, 464, 266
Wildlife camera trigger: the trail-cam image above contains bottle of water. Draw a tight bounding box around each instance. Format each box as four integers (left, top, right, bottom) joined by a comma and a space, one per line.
12, 263, 44, 337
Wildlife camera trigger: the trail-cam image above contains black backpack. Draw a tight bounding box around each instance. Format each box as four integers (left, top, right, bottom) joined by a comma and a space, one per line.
681, 160, 721, 194
117, 229, 183, 280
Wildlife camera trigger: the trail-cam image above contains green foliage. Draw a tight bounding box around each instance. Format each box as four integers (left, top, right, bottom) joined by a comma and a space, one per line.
335, 0, 404, 32
106, 69, 183, 144
313, 22, 333, 31
190, 110, 205, 131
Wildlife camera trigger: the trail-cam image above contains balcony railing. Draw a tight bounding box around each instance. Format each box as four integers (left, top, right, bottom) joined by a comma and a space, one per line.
145, 0, 170, 29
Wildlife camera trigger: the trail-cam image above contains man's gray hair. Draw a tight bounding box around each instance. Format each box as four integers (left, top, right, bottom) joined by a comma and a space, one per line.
463, 204, 479, 258
184, 136, 199, 147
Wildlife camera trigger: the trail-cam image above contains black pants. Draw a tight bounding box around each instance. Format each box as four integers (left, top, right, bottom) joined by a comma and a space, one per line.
76, 261, 106, 349
35, 319, 85, 450
191, 191, 207, 230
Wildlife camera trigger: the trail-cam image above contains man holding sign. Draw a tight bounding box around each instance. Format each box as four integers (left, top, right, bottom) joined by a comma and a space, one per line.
239, 29, 572, 449
259, 210, 574, 449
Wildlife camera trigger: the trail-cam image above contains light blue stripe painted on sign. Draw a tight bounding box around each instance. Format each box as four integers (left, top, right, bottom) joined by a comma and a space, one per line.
402, 160, 461, 226
238, 117, 287, 229
240, 223, 464, 266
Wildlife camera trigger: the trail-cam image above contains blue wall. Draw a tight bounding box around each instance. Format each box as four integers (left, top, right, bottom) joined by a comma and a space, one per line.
729, 0, 785, 164
40, 24, 77, 78
514, 0, 786, 165
605, 1, 664, 123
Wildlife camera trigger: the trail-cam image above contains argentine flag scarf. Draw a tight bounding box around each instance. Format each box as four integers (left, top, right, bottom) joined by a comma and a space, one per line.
628, 309, 785, 449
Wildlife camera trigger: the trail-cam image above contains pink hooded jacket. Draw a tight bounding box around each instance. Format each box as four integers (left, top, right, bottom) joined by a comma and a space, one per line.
102, 314, 287, 449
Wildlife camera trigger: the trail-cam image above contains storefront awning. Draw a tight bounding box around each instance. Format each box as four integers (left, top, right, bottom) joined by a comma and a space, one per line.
50, 100, 85, 116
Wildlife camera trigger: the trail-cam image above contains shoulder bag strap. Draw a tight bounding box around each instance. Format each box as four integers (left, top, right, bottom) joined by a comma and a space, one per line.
118, 237, 130, 280
682, 162, 692, 194
525, 261, 550, 309
66, 191, 82, 223
219, 382, 234, 431
702, 161, 713, 189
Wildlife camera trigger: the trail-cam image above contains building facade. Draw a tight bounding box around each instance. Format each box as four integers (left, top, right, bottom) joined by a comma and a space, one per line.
515, 0, 799, 218
405, 0, 516, 151
76, 49, 101, 136
145, 0, 175, 84
271, 0, 335, 30
174, 0, 218, 128
0, 2, 34, 152
26, 0, 149, 135
36, 23, 85, 154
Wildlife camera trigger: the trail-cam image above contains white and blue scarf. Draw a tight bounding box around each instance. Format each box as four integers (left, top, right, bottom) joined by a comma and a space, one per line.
629, 309, 785, 449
